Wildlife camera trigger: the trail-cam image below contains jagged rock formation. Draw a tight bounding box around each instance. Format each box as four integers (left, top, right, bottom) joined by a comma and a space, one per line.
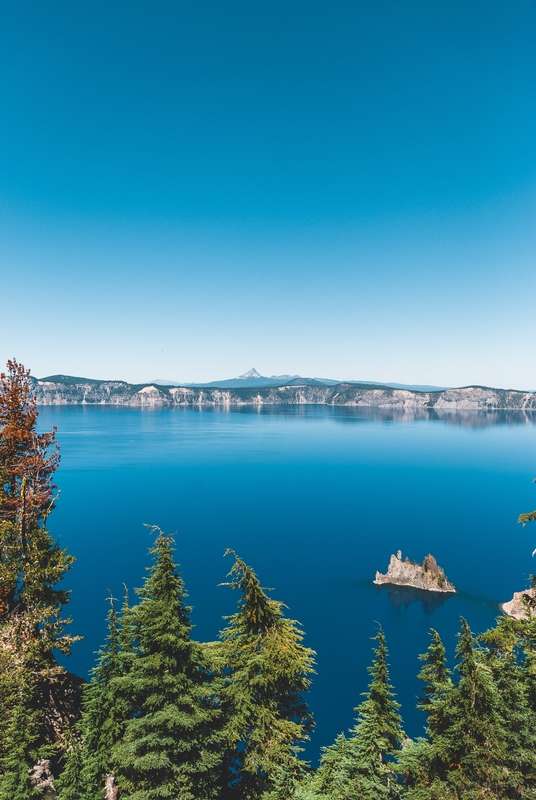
501, 588, 536, 620
29, 760, 57, 799
374, 551, 456, 593
105, 773, 119, 800
30, 376, 536, 410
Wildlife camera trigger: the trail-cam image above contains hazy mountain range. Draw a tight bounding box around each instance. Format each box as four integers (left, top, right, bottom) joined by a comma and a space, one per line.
148, 368, 449, 393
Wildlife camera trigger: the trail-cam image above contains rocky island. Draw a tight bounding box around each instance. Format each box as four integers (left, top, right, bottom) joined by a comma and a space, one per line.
502, 588, 536, 620
374, 551, 456, 593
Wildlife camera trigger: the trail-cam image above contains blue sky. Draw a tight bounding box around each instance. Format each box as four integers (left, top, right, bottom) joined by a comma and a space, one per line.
1, 0, 535, 387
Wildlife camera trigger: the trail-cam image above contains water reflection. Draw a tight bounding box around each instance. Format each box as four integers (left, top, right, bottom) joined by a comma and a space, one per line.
38, 403, 536, 429
375, 583, 454, 614
213, 404, 536, 429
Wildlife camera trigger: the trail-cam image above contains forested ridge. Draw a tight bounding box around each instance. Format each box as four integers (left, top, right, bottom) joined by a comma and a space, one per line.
2, 361, 536, 800
29, 374, 536, 411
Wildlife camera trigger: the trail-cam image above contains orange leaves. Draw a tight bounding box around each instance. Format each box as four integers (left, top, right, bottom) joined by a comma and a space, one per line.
0, 359, 60, 527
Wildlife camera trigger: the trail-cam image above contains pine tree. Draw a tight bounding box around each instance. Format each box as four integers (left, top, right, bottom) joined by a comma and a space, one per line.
0, 359, 74, 635
0, 359, 59, 527
479, 614, 536, 798
0, 360, 78, 795
351, 626, 404, 798
447, 618, 505, 795
113, 527, 221, 800
0, 665, 52, 800
318, 626, 404, 800
404, 618, 507, 799
518, 477, 536, 528
69, 594, 133, 800
417, 629, 451, 709
80, 594, 121, 798
56, 729, 84, 800
117, 586, 137, 678
311, 734, 358, 799
216, 551, 315, 800
399, 629, 452, 798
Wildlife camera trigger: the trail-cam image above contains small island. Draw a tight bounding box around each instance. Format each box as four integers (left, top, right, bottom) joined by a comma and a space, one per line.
374, 551, 456, 593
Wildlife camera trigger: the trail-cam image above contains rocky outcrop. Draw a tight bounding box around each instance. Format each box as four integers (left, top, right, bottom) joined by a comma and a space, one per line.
105, 773, 119, 800
501, 588, 536, 620
374, 551, 455, 593
29, 760, 57, 799
30, 376, 536, 410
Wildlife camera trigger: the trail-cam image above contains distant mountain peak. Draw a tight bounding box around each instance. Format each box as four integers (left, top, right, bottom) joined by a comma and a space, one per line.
237, 368, 262, 379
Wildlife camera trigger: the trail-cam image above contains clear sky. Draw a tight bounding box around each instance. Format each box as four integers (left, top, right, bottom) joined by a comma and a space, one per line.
1, 0, 535, 388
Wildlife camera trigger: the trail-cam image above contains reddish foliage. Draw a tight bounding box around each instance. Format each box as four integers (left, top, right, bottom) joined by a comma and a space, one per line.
0, 359, 60, 526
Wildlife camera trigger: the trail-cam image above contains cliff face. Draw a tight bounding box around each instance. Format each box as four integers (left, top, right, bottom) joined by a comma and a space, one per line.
31, 378, 536, 409
374, 551, 455, 593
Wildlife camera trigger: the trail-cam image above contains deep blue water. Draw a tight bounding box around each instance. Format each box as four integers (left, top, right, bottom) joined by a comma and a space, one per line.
37, 405, 536, 762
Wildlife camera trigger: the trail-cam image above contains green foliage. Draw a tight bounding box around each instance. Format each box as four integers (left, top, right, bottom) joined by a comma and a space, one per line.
216, 550, 315, 800
402, 618, 512, 800
480, 614, 536, 797
56, 730, 84, 800
113, 527, 221, 800
0, 359, 78, 797
445, 618, 505, 794
0, 668, 47, 800
6, 377, 536, 800
346, 625, 404, 798
518, 477, 536, 527
311, 733, 359, 799
312, 627, 404, 800
75, 593, 133, 799
416, 628, 451, 740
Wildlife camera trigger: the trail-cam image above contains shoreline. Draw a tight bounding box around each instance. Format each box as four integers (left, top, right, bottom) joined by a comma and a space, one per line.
373, 577, 456, 594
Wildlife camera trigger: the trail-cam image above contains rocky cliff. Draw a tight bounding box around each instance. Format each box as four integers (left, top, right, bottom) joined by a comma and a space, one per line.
30, 377, 536, 410
374, 551, 456, 593
502, 588, 536, 620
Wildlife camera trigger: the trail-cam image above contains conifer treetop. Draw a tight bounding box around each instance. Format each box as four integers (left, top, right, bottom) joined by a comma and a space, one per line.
0, 359, 60, 527
220, 549, 283, 634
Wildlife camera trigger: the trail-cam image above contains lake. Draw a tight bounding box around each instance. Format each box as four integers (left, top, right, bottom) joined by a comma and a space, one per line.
37, 404, 536, 762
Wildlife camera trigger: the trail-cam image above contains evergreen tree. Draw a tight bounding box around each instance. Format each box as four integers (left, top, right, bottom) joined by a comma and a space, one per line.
417, 629, 451, 710
117, 586, 137, 677
216, 551, 315, 800
68, 594, 133, 800
518, 477, 536, 528
56, 729, 84, 800
113, 527, 221, 800
446, 618, 505, 796
399, 630, 452, 798
349, 626, 404, 798
315, 626, 404, 800
0, 359, 74, 641
480, 614, 536, 798
80, 595, 121, 798
352, 627, 405, 800
0, 360, 78, 795
0, 359, 59, 527
0, 669, 44, 800
311, 734, 358, 799
403, 618, 507, 799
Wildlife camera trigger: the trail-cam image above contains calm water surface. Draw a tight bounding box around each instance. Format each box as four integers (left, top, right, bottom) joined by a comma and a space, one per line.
37, 405, 536, 761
